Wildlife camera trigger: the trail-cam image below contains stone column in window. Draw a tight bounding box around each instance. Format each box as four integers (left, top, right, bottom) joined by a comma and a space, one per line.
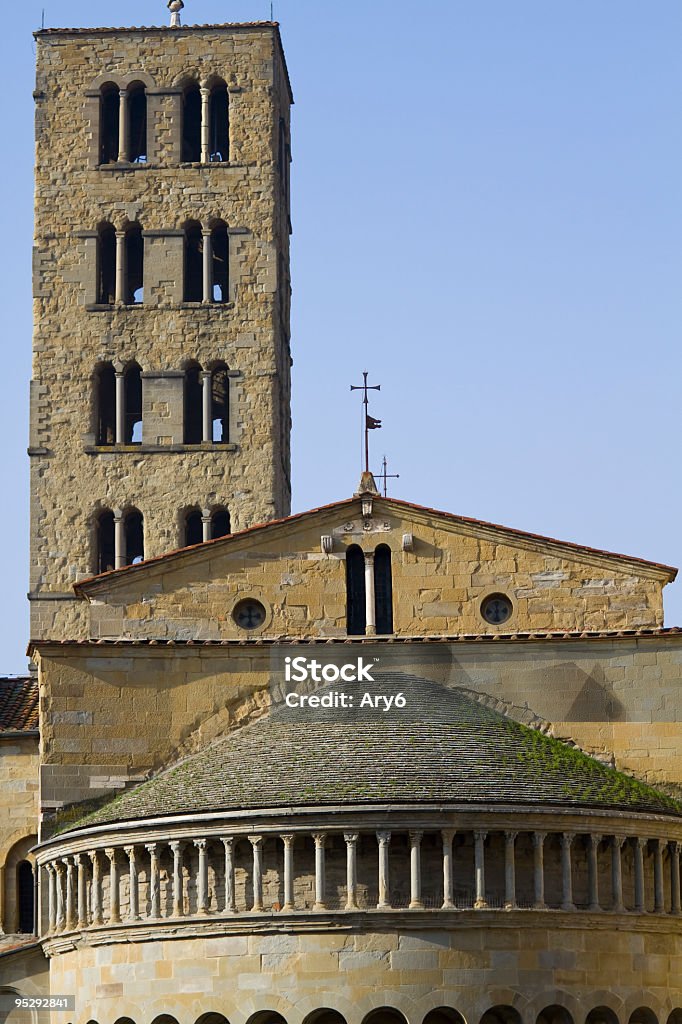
117, 89, 128, 162
65, 857, 76, 930
170, 840, 184, 917
195, 839, 209, 914
46, 864, 56, 934
634, 838, 646, 912
221, 837, 236, 913
671, 841, 681, 915
202, 229, 212, 304
201, 371, 212, 443
474, 831, 488, 909
281, 834, 295, 911
88, 850, 103, 926
611, 836, 625, 912
249, 835, 264, 912
202, 508, 212, 543
313, 833, 327, 911
105, 848, 120, 924
200, 87, 210, 164
113, 509, 125, 569
75, 853, 88, 929
54, 861, 65, 932
125, 846, 140, 920
344, 833, 358, 910
146, 843, 160, 919
115, 372, 125, 444
588, 834, 601, 911
533, 832, 546, 910
504, 831, 517, 909
364, 552, 376, 636
115, 230, 127, 304
654, 839, 665, 913
441, 829, 455, 909
409, 831, 424, 909
561, 833, 575, 911
377, 831, 391, 909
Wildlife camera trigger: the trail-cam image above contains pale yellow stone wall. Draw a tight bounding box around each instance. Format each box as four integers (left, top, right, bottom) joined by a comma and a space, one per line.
0, 737, 39, 938
81, 500, 671, 640
44, 924, 682, 1024
30, 25, 292, 641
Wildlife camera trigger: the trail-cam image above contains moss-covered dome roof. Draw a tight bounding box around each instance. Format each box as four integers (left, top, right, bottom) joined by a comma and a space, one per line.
64, 674, 682, 832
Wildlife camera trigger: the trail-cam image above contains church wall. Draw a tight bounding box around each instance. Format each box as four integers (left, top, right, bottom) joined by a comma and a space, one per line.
0, 737, 39, 938
43, 924, 682, 1024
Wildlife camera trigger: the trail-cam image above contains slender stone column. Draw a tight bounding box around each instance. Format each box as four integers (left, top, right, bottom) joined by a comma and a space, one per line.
201, 511, 212, 543
46, 864, 56, 933
115, 230, 126, 304
113, 509, 125, 569
221, 837, 236, 913
55, 862, 65, 932
588, 834, 601, 911
504, 831, 517, 909
202, 229, 213, 303
89, 851, 103, 926
75, 854, 88, 929
145, 844, 160, 919
409, 831, 424, 909
249, 835, 264, 912
195, 839, 209, 914
671, 842, 681, 915
474, 831, 488, 909
114, 375, 125, 444
105, 848, 120, 924
281, 834, 295, 911
377, 831, 391, 909
654, 839, 665, 913
561, 833, 575, 910
344, 833, 358, 910
313, 833, 327, 911
169, 841, 184, 918
125, 846, 140, 920
117, 89, 129, 162
65, 857, 76, 931
441, 829, 455, 909
611, 837, 625, 912
200, 87, 210, 163
634, 838, 647, 912
364, 553, 376, 636
201, 371, 212, 443
532, 832, 546, 909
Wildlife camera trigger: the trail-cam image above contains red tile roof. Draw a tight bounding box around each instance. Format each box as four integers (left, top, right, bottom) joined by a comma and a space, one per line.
0, 677, 39, 734
35, 21, 279, 34
74, 494, 677, 594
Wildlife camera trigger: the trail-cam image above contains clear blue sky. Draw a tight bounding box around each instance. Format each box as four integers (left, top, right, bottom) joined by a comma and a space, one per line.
1, 1, 681, 673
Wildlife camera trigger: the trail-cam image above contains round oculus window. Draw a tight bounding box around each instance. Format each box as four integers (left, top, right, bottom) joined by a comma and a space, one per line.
481, 593, 513, 626
233, 598, 267, 630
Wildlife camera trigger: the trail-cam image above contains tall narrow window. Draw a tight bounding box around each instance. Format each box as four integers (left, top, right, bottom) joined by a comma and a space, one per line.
184, 221, 203, 302
182, 81, 202, 162
124, 508, 144, 565
17, 862, 34, 934
125, 222, 144, 304
99, 83, 119, 164
96, 510, 115, 573
124, 362, 142, 444
346, 544, 366, 636
374, 544, 393, 635
211, 222, 229, 302
96, 363, 116, 445
97, 223, 116, 304
127, 81, 147, 163
183, 361, 203, 443
211, 364, 229, 442
211, 508, 231, 539
184, 508, 203, 546
209, 80, 229, 162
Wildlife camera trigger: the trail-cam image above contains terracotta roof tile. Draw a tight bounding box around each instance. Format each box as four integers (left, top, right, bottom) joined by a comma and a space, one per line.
0, 677, 39, 733
35, 22, 279, 35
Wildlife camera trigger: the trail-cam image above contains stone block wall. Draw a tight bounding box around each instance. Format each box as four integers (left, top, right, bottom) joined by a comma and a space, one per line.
0, 736, 39, 937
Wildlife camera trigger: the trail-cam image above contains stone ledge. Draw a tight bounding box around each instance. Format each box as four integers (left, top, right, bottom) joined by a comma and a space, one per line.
83, 443, 239, 455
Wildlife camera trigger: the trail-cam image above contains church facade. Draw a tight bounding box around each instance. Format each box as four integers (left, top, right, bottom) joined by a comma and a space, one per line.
2, 12, 682, 1024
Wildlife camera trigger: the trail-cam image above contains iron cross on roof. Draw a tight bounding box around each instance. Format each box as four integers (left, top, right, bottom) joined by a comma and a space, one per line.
376, 455, 399, 498
350, 372, 381, 474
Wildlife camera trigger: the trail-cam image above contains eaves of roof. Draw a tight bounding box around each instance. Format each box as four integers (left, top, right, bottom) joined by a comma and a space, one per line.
0, 677, 39, 733
72, 494, 677, 597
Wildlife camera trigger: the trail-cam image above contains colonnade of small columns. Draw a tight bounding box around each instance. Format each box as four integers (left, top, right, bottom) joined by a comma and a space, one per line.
41, 827, 682, 935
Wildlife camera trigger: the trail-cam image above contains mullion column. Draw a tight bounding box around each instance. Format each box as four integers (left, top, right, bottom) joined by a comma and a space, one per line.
88, 850, 103, 926
634, 838, 647, 912
55, 862, 65, 932
409, 831, 424, 909
561, 833, 575, 911
117, 89, 129, 162
654, 839, 665, 913
611, 837, 625, 912
671, 841, 681, 915
125, 846, 140, 921
201, 371, 212, 443
65, 857, 76, 930
76, 854, 88, 929
105, 848, 120, 924
46, 864, 56, 933
504, 831, 517, 909
344, 833, 358, 911
170, 841, 184, 918
202, 229, 213, 303
221, 837, 236, 913
313, 833, 327, 911
249, 835, 264, 912
474, 831, 488, 909
195, 839, 209, 914
200, 87, 210, 164
282, 834, 295, 911
588, 834, 601, 911
377, 831, 391, 909
115, 230, 126, 304
441, 829, 455, 910
146, 843, 160, 919
364, 552, 376, 636
533, 832, 546, 909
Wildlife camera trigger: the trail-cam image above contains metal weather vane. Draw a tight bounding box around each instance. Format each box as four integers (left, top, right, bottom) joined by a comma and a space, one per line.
350, 372, 382, 474
376, 455, 399, 497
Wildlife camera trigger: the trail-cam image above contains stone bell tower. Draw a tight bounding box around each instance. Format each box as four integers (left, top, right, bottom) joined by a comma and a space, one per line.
29, 13, 293, 639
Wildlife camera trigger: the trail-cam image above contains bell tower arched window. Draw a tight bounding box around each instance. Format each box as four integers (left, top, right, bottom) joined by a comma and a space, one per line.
127, 81, 147, 163
211, 508, 231, 539
96, 363, 116, 445
96, 509, 115, 573
124, 508, 144, 565
211, 222, 229, 303
17, 861, 34, 934
97, 223, 116, 304
346, 545, 366, 636
125, 222, 144, 304
374, 544, 393, 635
209, 79, 229, 162
99, 83, 119, 164
184, 221, 203, 302
211, 364, 229, 442
184, 507, 203, 546
183, 362, 203, 443
123, 362, 142, 443
182, 81, 202, 162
